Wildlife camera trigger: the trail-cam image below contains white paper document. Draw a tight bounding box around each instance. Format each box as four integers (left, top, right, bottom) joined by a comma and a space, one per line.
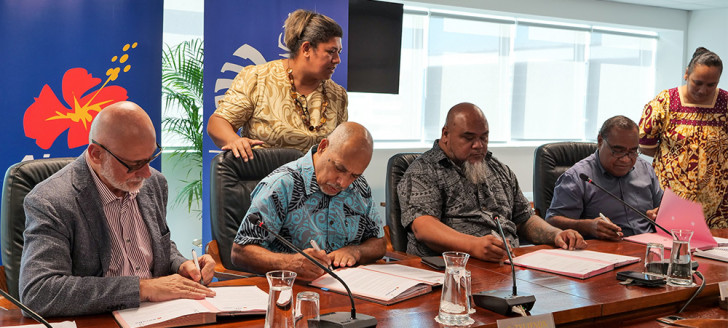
510, 249, 640, 279
358, 264, 444, 285
311, 265, 436, 304
206, 286, 268, 313
113, 285, 268, 328
116, 299, 215, 328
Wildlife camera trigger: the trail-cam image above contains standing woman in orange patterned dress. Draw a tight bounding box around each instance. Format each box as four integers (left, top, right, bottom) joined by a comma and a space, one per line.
207, 9, 347, 161
638, 47, 727, 228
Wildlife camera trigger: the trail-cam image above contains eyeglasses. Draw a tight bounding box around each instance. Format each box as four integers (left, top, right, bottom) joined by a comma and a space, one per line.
604, 141, 640, 159
92, 139, 162, 173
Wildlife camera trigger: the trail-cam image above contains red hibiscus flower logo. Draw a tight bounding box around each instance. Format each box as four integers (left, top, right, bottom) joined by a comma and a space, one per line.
23, 42, 137, 149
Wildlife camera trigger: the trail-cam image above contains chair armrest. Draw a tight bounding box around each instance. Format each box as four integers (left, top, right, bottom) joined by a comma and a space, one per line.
205, 240, 260, 281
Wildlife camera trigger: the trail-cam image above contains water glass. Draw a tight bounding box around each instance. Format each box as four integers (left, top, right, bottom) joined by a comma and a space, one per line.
667, 229, 694, 287
295, 291, 320, 328
265, 270, 297, 328
436, 251, 474, 326
644, 242, 665, 277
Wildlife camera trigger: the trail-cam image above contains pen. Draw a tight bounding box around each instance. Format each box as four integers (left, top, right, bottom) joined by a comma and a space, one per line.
192, 249, 203, 284
310, 240, 333, 271
599, 213, 623, 238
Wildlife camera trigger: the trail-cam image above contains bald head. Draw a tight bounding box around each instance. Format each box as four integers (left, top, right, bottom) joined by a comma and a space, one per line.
444, 102, 486, 130
439, 102, 489, 166
326, 122, 373, 158
86, 101, 158, 196
89, 101, 156, 149
313, 122, 374, 195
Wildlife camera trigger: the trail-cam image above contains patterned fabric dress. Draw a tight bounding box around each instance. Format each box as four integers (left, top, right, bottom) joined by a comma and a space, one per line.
639, 87, 728, 228
214, 59, 348, 152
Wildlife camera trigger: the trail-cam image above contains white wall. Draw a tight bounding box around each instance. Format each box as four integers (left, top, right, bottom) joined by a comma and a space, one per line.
687, 8, 728, 90
402, 0, 688, 30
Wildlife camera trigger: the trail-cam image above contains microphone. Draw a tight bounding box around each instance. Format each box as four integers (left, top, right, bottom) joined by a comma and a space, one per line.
578, 173, 672, 236
472, 217, 536, 316
0, 289, 52, 328
249, 216, 377, 328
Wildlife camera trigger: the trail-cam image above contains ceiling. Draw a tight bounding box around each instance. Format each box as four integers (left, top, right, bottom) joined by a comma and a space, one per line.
601, 0, 728, 10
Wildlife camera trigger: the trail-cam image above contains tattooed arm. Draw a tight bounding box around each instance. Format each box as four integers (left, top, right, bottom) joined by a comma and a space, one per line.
517, 215, 588, 250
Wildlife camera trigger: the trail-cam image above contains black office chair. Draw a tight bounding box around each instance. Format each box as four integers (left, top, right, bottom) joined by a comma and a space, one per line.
384, 153, 422, 253
207, 148, 303, 279
1, 157, 75, 298
532, 142, 597, 217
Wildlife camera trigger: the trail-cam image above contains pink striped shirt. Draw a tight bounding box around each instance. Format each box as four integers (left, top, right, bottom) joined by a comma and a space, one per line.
86, 160, 153, 279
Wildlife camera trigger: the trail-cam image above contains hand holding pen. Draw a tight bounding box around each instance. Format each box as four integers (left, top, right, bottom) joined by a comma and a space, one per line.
310, 240, 334, 271
595, 212, 623, 241
191, 249, 204, 284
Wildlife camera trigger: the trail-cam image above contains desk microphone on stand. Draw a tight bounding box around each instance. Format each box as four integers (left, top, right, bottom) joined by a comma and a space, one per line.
0, 289, 52, 328
472, 217, 536, 316
249, 216, 377, 328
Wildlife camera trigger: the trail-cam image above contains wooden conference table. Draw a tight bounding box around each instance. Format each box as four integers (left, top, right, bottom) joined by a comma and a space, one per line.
2, 231, 728, 327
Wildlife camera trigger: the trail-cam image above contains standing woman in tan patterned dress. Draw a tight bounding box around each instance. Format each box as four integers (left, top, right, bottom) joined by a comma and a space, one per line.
638, 47, 727, 228
207, 9, 347, 161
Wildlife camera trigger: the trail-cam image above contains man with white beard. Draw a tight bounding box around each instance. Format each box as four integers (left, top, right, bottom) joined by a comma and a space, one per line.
397, 103, 587, 262
19, 101, 216, 317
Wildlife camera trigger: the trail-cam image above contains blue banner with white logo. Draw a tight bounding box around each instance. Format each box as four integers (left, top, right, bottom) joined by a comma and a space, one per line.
202, 0, 348, 246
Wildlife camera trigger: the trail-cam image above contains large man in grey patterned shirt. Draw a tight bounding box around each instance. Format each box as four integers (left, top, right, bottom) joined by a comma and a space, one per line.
397, 103, 587, 262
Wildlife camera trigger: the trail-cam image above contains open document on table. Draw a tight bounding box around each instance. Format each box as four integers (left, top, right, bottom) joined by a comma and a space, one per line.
509, 249, 640, 279
113, 286, 268, 328
310, 264, 444, 305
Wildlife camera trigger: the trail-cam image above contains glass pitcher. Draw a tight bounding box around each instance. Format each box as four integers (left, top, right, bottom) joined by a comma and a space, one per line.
435, 251, 474, 326
265, 270, 297, 328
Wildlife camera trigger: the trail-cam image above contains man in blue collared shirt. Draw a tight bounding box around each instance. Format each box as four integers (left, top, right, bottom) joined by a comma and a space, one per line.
231, 122, 385, 281
546, 116, 663, 240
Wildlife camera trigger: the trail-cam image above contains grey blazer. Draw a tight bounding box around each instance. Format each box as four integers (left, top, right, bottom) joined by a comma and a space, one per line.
19, 154, 187, 317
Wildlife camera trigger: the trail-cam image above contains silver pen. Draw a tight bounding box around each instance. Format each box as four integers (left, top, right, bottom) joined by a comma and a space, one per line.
310, 240, 333, 271
599, 212, 623, 238
191, 249, 203, 284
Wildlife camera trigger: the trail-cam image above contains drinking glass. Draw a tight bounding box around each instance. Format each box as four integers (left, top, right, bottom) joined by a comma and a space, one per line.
265, 270, 297, 328
436, 251, 474, 326
644, 242, 665, 277
295, 291, 320, 328
667, 229, 694, 287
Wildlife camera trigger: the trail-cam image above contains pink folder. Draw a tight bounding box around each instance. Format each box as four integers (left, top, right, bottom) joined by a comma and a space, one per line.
624, 188, 718, 250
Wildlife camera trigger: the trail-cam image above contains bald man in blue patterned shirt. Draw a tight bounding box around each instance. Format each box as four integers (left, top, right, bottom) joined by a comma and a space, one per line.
231, 122, 385, 281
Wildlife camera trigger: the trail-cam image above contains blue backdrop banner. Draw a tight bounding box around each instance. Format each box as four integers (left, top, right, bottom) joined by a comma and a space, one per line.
0, 0, 163, 264
0, 0, 163, 169
202, 0, 349, 246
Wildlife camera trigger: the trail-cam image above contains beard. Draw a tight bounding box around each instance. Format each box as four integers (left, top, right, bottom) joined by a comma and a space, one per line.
463, 160, 488, 185
100, 156, 145, 193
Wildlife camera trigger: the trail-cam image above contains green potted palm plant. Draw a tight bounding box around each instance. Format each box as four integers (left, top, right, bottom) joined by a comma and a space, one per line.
161, 38, 203, 218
